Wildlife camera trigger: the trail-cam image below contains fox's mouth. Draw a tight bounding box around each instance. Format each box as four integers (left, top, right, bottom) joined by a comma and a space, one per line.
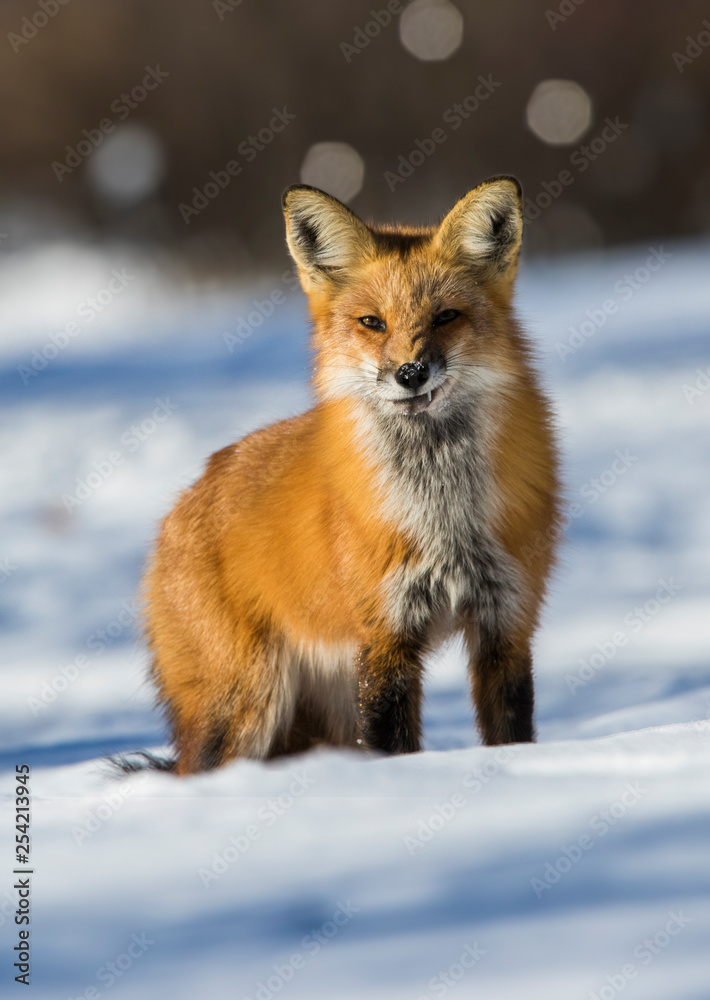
390, 383, 445, 413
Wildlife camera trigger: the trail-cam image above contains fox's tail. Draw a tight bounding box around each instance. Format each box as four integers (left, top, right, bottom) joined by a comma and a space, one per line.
103, 750, 176, 775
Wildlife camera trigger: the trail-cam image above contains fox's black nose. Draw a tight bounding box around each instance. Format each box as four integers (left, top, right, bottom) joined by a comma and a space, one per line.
395, 361, 430, 390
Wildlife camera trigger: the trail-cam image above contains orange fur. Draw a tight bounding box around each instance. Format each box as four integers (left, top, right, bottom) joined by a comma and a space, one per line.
143, 177, 561, 773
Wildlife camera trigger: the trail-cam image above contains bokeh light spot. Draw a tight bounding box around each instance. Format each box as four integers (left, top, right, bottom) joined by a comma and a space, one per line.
88, 124, 166, 205
526, 79, 592, 146
399, 0, 464, 62
299, 142, 365, 203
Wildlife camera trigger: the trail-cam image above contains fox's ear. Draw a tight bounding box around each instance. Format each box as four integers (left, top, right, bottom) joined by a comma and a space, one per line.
434, 176, 523, 289
282, 185, 374, 292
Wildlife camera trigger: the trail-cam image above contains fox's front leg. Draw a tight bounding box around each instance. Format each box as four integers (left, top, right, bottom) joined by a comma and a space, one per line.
355, 632, 424, 754
465, 624, 536, 745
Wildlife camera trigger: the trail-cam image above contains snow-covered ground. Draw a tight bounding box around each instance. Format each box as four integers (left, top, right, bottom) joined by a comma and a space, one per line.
1, 236, 709, 998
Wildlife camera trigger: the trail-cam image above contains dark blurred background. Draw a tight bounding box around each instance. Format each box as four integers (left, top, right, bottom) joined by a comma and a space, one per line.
1, 0, 709, 275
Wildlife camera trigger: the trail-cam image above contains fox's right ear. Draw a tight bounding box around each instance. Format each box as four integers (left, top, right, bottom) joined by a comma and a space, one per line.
282, 185, 374, 292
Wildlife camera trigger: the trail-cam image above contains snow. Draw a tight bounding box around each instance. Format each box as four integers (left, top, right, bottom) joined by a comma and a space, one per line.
1, 236, 709, 998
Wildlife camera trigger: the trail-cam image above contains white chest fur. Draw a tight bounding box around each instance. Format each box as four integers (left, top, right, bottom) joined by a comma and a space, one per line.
365, 402, 523, 639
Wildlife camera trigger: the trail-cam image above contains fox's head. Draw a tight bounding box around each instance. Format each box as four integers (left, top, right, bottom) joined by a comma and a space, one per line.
283, 177, 525, 418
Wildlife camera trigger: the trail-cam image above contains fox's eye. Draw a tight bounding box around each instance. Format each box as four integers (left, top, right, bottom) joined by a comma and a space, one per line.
432, 309, 460, 327
358, 316, 386, 332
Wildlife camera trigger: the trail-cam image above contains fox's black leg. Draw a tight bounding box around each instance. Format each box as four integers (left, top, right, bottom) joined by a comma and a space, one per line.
465, 626, 535, 744
355, 635, 423, 754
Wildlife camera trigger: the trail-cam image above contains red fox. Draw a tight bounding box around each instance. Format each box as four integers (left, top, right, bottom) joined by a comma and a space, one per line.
142, 177, 561, 774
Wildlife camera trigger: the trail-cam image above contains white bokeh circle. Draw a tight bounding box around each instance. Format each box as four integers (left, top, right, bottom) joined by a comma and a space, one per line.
526, 79, 593, 146
299, 142, 365, 203
399, 0, 464, 61
87, 124, 166, 204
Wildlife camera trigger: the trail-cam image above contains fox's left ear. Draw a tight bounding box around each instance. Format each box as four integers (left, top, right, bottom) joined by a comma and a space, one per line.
434, 176, 523, 292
